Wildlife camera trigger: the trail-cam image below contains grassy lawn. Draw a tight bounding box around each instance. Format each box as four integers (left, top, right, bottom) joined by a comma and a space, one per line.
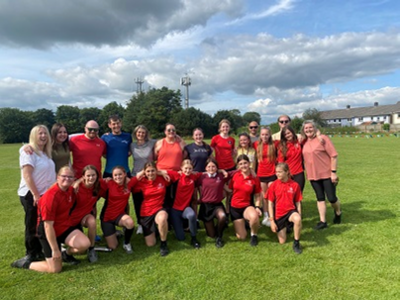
1, 137, 399, 299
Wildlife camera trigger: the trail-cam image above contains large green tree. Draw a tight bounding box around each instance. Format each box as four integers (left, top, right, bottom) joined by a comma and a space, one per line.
213, 109, 245, 134
55, 105, 82, 134
0, 108, 34, 143
170, 107, 214, 138
303, 108, 326, 127
242, 111, 261, 125
99, 101, 126, 133
31, 108, 55, 128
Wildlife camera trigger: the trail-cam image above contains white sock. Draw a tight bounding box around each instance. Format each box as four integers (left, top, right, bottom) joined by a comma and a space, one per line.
264, 212, 269, 218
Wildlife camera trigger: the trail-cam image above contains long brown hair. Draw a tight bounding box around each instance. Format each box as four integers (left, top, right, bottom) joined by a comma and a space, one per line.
257, 127, 276, 162
51, 123, 69, 151
82, 165, 101, 197
279, 126, 298, 161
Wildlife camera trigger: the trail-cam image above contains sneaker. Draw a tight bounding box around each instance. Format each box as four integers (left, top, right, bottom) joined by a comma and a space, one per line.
87, 248, 98, 263
136, 225, 143, 235
333, 212, 342, 224
62, 251, 81, 265
191, 237, 201, 249
215, 237, 224, 248
11, 256, 31, 269
293, 241, 303, 254
313, 221, 328, 230
262, 217, 271, 227
95, 235, 102, 242
123, 243, 133, 254
250, 235, 258, 247
160, 243, 169, 257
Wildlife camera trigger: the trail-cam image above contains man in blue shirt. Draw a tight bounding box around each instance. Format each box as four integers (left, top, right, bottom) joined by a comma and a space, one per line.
101, 115, 132, 178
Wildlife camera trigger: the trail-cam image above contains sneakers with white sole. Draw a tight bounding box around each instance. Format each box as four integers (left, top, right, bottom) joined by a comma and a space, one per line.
123, 243, 133, 254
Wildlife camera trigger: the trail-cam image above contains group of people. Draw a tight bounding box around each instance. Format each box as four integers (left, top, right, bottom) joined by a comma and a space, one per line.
11, 114, 342, 273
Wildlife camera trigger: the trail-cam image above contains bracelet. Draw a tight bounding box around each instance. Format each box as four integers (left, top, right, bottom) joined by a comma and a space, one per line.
268, 217, 274, 221
331, 170, 337, 173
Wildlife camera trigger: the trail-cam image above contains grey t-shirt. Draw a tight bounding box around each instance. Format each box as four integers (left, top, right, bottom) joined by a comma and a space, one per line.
130, 139, 156, 175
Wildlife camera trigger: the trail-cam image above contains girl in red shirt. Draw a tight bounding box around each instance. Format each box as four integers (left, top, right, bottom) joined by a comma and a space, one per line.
229, 155, 262, 246
277, 126, 305, 191
70, 165, 107, 263
100, 166, 138, 254
266, 163, 303, 254
11, 166, 90, 273
134, 162, 171, 256
253, 127, 278, 227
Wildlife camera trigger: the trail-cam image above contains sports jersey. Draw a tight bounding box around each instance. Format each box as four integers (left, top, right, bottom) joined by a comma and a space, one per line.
253, 140, 277, 177
100, 178, 138, 222
197, 171, 235, 204
134, 176, 171, 217
156, 139, 183, 171
38, 184, 75, 237
266, 179, 302, 219
184, 143, 212, 172
69, 180, 108, 226
229, 172, 261, 209
101, 132, 132, 173
69, 134, 106, 177
169, 171, 202, 211
210, 135, 235, 170
277, 141, 303, 175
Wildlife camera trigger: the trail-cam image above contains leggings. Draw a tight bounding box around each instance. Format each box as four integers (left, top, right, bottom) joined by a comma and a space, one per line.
170, 207, 197, 241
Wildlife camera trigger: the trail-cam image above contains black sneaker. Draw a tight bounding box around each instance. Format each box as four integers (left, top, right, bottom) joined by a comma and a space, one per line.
215, 237, 224, 248
191, 237, 201, 249
313, 221, 328, 230
250, 235, 258, 247
293, 241, 303, 254
62, 251, 81, 265
160, 243, 169, 257
333, 212, 342, 224
11, 257, 31, 269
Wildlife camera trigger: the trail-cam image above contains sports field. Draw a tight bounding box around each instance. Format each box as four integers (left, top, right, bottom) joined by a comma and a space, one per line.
1, 137, 399, 300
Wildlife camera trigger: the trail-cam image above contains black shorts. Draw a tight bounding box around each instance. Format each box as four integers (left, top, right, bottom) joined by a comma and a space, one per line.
198, 203, 225, 222
275, 210, 298, 232
230, 206, 252, 221
37, 223, 77, 258
100, 214, 125, 237
140, 209, 167, 237
259, 175, 277, 184
310, 179, 338, 203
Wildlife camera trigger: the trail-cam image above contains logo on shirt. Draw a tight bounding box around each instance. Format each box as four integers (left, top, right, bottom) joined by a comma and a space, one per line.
288, 187, 294, 194
122, 140, 129, 144
157, 183, 164, 189
246, 180, 253, 186
96, 143, 101, 147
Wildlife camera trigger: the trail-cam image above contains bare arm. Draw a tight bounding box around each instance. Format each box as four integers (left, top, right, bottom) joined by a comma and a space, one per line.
330, 156, 338, 184
154, 139, 162, 160
268, 200, 278, 233
44, 221, 61, 260
22, 165, 40, 206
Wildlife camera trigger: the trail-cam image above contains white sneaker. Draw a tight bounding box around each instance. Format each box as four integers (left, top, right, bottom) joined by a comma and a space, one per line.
123, 243, 133, 254
136, 225, 143, 235
262, 217, 271, 227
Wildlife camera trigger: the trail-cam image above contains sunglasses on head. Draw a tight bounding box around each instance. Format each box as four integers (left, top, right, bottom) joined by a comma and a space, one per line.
87, 127, 99, 132
279, 120, 289, 124
249, 126, 258, 129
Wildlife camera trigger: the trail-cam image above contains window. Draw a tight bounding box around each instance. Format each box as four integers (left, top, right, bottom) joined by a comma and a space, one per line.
348, 118, 352, 121
358, 117, 363, 121
338, 119, 341, 122
377, 117, 380, 121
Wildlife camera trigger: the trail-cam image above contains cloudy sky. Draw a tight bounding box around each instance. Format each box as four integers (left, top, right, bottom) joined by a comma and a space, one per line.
1, 0, 400, 124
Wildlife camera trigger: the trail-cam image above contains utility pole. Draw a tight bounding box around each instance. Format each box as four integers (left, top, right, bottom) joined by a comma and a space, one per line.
135, 77, 144, 94
180, 74, 191, 109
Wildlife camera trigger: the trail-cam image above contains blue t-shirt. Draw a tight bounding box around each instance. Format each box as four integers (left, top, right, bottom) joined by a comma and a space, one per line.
101, 132, 132, 173
184, 143, 212, 172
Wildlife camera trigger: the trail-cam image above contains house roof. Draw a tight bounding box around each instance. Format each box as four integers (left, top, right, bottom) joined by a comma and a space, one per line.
321, 101, 400, 119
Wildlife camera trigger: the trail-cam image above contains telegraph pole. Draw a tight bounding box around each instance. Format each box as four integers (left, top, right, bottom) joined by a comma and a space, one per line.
135, 77, 144, 94
180, 74, 191, 109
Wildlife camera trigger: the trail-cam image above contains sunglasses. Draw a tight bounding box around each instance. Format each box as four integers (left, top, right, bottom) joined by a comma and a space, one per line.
87, 127, 99, 132
167, 129, 176, 133
279, 120, 289, 124
249, 126, 258, 129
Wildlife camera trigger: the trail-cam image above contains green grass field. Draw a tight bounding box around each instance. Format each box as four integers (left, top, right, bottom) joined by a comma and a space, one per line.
1, 137, 399, 300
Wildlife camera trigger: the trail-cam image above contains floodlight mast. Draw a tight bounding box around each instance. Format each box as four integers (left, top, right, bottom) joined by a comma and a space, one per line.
135, 77, 144, 94
181, 74, 191, 109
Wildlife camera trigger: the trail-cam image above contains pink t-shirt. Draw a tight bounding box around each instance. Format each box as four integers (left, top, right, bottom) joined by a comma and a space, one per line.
302, 135, 337, 180
156, 139, 183, 171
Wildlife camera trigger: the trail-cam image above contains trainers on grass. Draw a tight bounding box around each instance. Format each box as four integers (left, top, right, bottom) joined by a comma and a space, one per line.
250, 235, 258, 247
62, 251, 80, 265
136, 225, 143, 235
160, 243, 169, 257
262, 217, 271, 227
215, 237, 224, 248
333, 212, 342, 224
313, 221, 328, 230
87, 248, 98, 263
293, 241, 303, 254
123, 243, 133, 254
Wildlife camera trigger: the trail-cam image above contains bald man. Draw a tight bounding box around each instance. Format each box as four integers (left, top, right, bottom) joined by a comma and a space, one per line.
69, 120, 106, 177
248, 121, 260, 144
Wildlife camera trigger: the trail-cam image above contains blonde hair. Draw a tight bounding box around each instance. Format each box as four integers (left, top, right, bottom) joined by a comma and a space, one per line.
133, 125, 150, 141
301, 120, 317, 140
218, 119, 231, 132
181, 159, 194, 168
29, 125, 52, 158
257, 127, 276, 162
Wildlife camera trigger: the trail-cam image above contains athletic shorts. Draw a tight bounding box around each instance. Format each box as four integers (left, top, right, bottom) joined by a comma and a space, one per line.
100, 214, 125, 237
275, 210, 298, 232
37, 223, 77, 258
198, 203, 225, 222
259, 174, 277, 184
310, 178, 338, 203
230, 206, 253, 221
140, 209, 167, 237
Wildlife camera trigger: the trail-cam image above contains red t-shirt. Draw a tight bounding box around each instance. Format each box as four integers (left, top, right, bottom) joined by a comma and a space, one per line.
168, 171, 202, 211
277, 141, 303, 175
266, 179, 302, 219
134, 176, 171, 217
38, 184, 75, 237
229, 172, 261, 209
69, 134, 106, 177
69, 180, 108, 226
210, 135, 235, 170
253, 141, 277, 177
101, 178, 138, 222
197, 171, 235, 204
